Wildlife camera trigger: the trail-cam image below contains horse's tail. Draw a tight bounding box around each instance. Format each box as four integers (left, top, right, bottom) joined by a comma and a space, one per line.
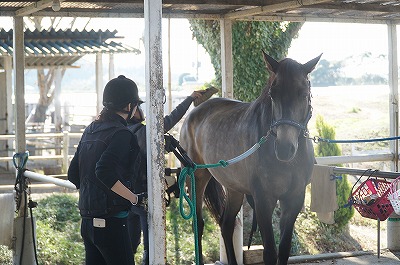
204, 177, 225, 223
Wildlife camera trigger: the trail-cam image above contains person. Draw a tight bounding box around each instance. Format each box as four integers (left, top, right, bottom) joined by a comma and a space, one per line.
68, 75, 147, 265
127, 89, 208, 265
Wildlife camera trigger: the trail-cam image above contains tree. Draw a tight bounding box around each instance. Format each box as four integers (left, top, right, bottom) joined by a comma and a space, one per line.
311, 59, 343, 87
25, 17, 86, 125
189, 20, 302, 101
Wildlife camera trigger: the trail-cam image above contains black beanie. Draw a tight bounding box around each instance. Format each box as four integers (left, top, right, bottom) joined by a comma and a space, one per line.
103, 75, 143, 110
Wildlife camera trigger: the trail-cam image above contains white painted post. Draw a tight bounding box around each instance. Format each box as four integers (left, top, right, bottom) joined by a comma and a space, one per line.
220, 19, 234, 99
96, 53, 103, 115
62, 131, 69, 174
12, 16, 26, 169
13, 16, 36, 265
219, 18, 244, 265
109, 53, 115, 80
5, 56, 13, 168
387, 21, 400, 251
5, 56, 13, 136
144, 1, 166, 264
54, 68, 62, 134
0, 72, 6, 164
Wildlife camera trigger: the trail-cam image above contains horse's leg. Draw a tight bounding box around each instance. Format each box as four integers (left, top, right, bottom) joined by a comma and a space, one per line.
277, 189, 306, 265
220, 188, 244, 265
253, 189, 278, 265
190, 168, 212, 265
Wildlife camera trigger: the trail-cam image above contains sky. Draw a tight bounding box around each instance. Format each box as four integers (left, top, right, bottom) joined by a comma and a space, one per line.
0, 17, 394, 87
287, 22, 388, 63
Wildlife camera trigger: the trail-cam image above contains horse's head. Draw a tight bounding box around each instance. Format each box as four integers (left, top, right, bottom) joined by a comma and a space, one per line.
263, 52, 322, 162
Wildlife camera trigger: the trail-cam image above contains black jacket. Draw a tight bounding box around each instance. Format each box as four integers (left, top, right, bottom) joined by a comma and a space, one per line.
68, 113, 140, 218
128, 96, 193, 193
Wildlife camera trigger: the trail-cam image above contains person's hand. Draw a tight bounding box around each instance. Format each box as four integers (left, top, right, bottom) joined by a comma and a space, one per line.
133, 192, 148, 211
190, 90, 204, 100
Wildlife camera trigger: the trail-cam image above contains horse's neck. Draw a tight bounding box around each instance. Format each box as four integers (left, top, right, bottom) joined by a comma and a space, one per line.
246, 95, 272, 130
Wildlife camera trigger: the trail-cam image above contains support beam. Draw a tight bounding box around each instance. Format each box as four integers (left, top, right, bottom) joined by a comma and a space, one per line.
13, 17, 26, 154
15, 0, 66, 16
54, 68, 62, 133
224, 0, 331, 20
5, 56, 12, 136
387, 21, 400, 252
96, 53, 103, 115
388, 22, 399, 173
220, 18, 233, 99
219, 18, 243, 265
13, 16, 37, 265
109, 53, 115, 80
144, 0, 166, 264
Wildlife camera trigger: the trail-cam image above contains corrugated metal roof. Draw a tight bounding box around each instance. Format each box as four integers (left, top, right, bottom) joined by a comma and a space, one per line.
0, 29, 140, 69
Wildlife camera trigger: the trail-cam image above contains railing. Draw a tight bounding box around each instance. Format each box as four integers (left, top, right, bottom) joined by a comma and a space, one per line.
0, 132, 82, 173
0, 132, 397, 173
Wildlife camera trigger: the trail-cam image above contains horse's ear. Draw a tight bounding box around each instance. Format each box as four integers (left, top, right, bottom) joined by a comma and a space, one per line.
262, 51, 279, 73
303, 53, 323, 74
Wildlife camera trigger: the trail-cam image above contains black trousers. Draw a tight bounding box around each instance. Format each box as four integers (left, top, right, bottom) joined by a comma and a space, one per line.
128, 205, 149, 265
81, 216, 134, 265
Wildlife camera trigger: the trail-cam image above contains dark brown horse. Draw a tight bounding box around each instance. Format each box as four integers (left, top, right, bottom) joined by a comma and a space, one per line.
179, 52, 321, 265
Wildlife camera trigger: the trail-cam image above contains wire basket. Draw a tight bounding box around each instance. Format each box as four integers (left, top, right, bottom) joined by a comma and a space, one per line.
349, 170, 394, 221
388, 176, 400, 215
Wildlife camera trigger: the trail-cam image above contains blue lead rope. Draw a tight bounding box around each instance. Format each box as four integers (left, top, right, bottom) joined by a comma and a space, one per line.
313, 135, 400, 144
177, 134, 270, 265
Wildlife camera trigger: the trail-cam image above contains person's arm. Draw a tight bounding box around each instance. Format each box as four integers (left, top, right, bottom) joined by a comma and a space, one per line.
67, 145, 81, 189
111, 180, 138, 204
164, 91, 202, 132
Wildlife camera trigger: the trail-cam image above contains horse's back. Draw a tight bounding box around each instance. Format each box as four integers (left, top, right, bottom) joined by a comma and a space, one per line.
180, 97, 249, 164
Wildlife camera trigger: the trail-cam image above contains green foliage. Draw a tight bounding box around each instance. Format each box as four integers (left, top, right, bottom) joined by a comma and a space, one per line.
34, 193, 80, 231
36, 220, 84, 265
189, 20, 302, 101
34, 194, 84, 265
315, 115, 354, 230
30, 193, 220, 265
0, 246, 12, 265
166, 198, 220, 264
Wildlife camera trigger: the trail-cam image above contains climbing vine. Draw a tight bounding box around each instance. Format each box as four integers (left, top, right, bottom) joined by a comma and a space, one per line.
189, 20, 303, 101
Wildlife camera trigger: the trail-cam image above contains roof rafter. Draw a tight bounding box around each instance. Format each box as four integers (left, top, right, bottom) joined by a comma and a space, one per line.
15, 0, 68, 16
224, 0, 332, 19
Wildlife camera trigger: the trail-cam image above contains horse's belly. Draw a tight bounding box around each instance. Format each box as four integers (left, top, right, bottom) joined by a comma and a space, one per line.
208, 166, 252, 194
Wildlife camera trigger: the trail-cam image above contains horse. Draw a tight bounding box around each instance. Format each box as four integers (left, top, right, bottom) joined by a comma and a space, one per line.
179, 52, 322, 265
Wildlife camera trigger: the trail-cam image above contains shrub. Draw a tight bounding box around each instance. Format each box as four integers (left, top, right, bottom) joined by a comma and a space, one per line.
34, 193, 84, 265
315, 115, 354, 230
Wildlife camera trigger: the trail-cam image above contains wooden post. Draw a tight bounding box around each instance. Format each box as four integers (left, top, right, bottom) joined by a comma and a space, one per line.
13, 16, 37, 265
219, 18, 244, 265
387, 21, 400, 251
220, 18, 234, 99
96, 53, 103, 115
144, 0, 166, 264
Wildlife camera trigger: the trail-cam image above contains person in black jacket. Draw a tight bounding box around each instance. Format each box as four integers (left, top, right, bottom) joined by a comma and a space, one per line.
68, 75, 147, 265
127, 90, 203, 265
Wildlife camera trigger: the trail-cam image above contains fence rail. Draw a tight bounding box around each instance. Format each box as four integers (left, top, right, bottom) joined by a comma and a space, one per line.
0, 131, 82, 173
0, 132, 398, 174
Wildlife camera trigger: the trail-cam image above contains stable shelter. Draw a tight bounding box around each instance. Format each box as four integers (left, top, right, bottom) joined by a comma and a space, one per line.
1, 1, 400, 264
